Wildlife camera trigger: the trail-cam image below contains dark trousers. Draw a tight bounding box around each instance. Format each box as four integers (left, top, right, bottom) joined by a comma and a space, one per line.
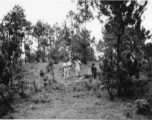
92, 71, 96, 79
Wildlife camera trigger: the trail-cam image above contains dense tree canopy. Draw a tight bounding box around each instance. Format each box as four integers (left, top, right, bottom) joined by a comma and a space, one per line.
78, 0, 152, 97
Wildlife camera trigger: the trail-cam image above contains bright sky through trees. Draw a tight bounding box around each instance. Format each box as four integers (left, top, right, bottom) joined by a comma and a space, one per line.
0, 0, 152, 57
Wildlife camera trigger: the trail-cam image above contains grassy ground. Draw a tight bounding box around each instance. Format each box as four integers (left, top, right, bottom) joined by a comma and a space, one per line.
0, 62, 152, 119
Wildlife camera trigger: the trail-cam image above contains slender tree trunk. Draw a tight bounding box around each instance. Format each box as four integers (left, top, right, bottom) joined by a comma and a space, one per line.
43, 47, 45, 62
10, 59, 13, 86
117, 36, 122, 96
37, 36, 40, 63
38, 36, 40, 49
116, 10, 125, 96
20, 38, 23, 66
83, 47, 87, 64
8, 31, 13, 86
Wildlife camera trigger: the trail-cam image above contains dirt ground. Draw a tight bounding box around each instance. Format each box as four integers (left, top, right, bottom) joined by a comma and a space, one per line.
1, 62, 152, 119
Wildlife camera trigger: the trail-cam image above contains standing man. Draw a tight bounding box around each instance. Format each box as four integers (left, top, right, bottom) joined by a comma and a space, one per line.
63, 58, 70, 80
67, 59, 73, 77
91, 63, 97, 79
75, 58, 81, 77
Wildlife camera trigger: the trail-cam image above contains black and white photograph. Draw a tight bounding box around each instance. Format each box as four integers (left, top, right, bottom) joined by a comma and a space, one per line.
0, 0, 152, 119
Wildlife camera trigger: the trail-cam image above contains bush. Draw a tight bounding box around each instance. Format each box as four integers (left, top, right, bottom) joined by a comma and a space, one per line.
54, 61, 58, 64
147, 96, 152, 107
99, 51, 144, 99
135, 99, 151, 115
133, 78, 150, 95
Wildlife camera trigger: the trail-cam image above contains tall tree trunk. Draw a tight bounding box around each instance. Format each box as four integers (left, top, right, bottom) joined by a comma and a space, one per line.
20, 38, 23, 66
10, 59, 13, 86
83, 47, 87, 64
37, 36, 40, 62
8, 30, 13, 86
43, 47, 45, 62
116, 11, 125, 96
38, 36, 40, 49
117, 36, 121, 96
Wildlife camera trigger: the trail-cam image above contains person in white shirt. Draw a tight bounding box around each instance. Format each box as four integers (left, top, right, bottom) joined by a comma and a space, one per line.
75, 59, 81, 77
63, 58, 71, 80
67, 59, 73, 76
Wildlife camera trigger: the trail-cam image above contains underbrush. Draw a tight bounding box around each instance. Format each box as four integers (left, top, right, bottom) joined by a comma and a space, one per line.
82, 66, 152, 118
0, 64, 37, 118
1, 62, 152, 119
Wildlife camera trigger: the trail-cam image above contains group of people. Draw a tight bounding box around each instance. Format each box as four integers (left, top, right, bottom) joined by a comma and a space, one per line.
62, 58, 81, 80
62, 57, 98, 80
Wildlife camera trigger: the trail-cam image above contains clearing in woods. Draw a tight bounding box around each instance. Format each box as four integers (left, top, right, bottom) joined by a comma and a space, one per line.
1, 62, 151, 120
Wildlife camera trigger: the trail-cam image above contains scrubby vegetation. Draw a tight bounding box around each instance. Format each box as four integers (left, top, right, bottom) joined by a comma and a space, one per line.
0, 0, 152, 119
